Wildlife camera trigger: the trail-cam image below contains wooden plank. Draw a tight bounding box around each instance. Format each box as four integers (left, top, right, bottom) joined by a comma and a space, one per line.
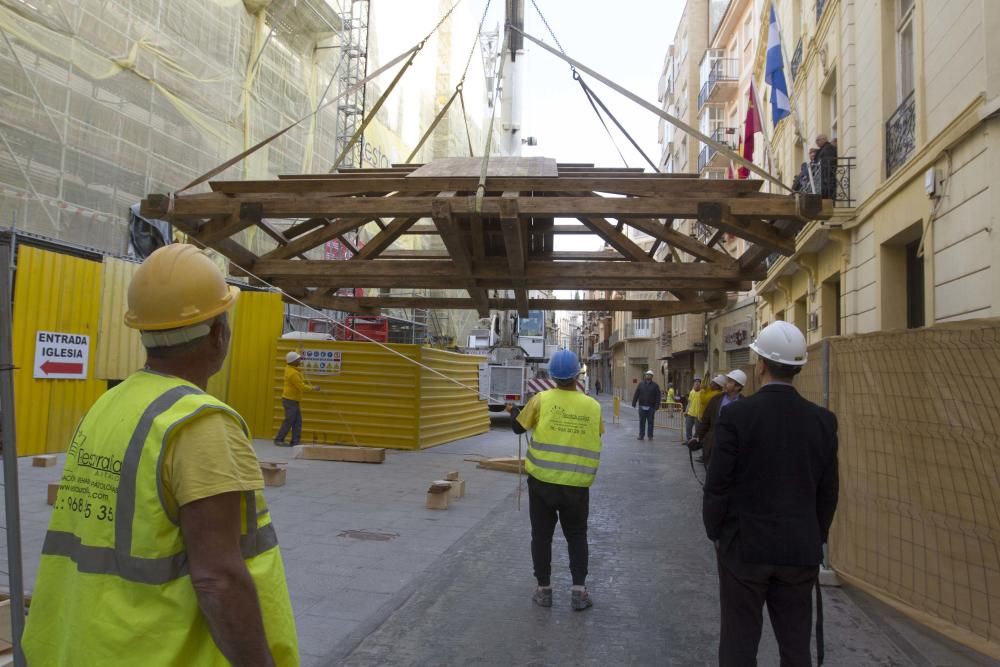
380, 249, 629, 260
474, 456, 524, 473
32, 455, 57, 467
431, 197, 490, 316
292, 444, 385, 463
408, 156, 558, 177
697, 203, 797, 255
283, 217, 327, 239
286, 275, 751, 290
499, 192, 529, 316
165, 215, 259, 271
192, 202, 260, 245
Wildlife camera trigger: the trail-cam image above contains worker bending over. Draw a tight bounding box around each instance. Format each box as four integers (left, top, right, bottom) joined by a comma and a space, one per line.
23, 244, 298, 666
509, 349, 603, 611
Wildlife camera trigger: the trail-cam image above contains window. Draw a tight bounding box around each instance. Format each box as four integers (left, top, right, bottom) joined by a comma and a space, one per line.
633, 319, 652, 337
880, 222, 924, 329
821, 71, 838, 139
896, 0, 915, 102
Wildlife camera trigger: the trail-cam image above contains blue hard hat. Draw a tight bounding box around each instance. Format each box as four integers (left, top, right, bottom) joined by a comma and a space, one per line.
549, 349, 581, 380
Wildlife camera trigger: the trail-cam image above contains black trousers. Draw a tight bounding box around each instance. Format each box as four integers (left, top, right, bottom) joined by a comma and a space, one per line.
638, 407, 656, 438
717, 546, 818, 667
528, 476, 589, 586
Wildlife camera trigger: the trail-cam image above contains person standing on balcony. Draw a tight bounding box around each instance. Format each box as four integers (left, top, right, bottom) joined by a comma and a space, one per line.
632, 370, 662, 441
816, 134, 838, 199
792, 148, 818, 192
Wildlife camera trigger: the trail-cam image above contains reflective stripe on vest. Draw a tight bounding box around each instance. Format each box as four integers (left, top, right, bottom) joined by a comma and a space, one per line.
524, 389, 602, 488
40, 385, 277, 583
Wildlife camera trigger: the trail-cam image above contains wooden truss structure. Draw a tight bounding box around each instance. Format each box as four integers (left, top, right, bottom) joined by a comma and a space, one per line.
140, 157, 832, 318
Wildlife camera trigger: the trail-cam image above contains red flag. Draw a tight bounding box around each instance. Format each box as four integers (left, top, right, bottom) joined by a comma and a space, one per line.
739, 83, 763, 179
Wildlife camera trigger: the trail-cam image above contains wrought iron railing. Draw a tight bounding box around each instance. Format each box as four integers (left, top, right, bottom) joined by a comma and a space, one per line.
816, 0, 828, 23
697, 127, 738, 172
885, 92, 916, 177
798, 157, 855, 207
790, 39, 803, 81
697, 57, 739, 109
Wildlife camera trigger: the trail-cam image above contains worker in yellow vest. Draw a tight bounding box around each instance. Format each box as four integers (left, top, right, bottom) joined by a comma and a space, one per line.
685, 377, 704, 442
508, 349, 603, 611
275, 351, 318, 447
22, 244, 298, 666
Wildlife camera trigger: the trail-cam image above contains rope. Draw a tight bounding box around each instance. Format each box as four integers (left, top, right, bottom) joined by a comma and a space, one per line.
476, 26, 510, 214
576, 75, 629, 167
459, 89, 476, 157
509, 25, 791, 191
404, 87, 462, 164
332, 47, 422, 171
577, 76, 661, 173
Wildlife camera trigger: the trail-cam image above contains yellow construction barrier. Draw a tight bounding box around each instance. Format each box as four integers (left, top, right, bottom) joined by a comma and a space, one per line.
655, 401, 684, 432
274, 340, 489, 450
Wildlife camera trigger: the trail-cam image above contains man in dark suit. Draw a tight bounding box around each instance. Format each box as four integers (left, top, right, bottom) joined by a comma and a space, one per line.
703, 321, 839, 666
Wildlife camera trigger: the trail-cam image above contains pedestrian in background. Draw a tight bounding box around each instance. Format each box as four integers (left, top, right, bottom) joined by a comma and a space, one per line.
23, 244, 298, 665
275, 351, 318, 447
509, 350, 603, 611
666, 383, 676, 404
703, 321, 839, 666
632, 370, 662, 441
693, 370, 746, 466
684, 377, 703, 442
595, 379, 602, 395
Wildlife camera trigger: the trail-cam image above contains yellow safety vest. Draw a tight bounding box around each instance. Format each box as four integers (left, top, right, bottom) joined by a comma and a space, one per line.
524, 389, 602, 488
22, 370, 299, 666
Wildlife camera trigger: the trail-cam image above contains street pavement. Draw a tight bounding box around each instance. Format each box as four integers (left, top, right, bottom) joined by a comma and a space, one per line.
2, 396, 994, 665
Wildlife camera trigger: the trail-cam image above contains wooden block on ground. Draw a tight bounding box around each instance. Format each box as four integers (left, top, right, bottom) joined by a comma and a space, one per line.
46, 483, 59, 506
445, 470, 460, 481
32, 455, 57, 468
293, 444, 385, 464
426, 481, 451, 510
260, 462, 287, 487
474, 457, 524, 474
449, 478, 466, 499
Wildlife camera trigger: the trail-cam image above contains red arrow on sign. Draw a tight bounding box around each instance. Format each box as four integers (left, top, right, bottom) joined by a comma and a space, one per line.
40, 360, 84, 375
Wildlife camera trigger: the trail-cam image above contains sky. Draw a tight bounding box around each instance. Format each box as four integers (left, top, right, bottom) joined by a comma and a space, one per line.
483, 0, 685, 251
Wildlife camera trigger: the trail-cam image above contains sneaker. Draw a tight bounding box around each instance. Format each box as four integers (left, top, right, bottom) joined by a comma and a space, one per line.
571, 588, 593, 611
636, 436, 644, 441
532, 587, 552, 608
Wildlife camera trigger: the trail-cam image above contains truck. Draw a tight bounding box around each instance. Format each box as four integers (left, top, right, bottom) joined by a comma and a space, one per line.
470, 309, 550, 412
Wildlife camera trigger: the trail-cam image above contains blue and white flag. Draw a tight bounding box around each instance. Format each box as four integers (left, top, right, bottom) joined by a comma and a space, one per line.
765, 6, 791, 126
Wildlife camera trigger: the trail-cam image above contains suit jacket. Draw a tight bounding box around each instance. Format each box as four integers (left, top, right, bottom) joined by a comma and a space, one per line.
696, 392, 740, 457
702, 384, 839, 567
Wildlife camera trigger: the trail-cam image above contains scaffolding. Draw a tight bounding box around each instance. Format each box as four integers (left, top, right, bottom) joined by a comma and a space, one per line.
334, 0, 370, 169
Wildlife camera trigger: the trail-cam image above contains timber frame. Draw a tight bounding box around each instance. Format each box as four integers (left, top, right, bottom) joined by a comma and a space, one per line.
140, 158, 832, 318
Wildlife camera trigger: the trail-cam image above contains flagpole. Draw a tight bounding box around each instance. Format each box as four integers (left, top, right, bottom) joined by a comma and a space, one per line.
749, 79, 777, 193
769, 2, 815, 192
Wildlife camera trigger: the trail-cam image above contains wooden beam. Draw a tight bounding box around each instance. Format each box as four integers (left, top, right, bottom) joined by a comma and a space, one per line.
208, 176, 763, 198
380, 249, 630, 261
352, 217, 421, 259
624, 217, 735, 265
259, 217, 371, 261
431, 197, 490, 317
303, 295, 724, 316
404, 222, 597, 235
166, 217, 258, 273
283, 217, 327, 239
499, 192, 529, 316
697, 203, 796, 255
575, 216, 653, 263
144, 194, 825, 222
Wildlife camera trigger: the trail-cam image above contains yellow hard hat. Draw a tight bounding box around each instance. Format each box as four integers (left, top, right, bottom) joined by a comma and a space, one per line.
124, 244, 239, 331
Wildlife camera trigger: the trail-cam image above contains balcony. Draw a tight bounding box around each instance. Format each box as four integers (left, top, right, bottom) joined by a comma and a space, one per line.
796, 157, 856, 207
697, 55, 739, 109
697, 127, 739, 173
886, 92, 916, 177
790, 39, 803, 81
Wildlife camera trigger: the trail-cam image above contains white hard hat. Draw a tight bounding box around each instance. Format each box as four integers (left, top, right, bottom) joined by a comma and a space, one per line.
711, 374, 727, 388
725, 369, 748, 387
286, 351, 302, 364
644, 369, 654, 375
750, 321, 808, 366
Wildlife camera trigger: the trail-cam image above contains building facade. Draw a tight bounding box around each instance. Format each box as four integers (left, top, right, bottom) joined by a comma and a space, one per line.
754, 0, 1000, 339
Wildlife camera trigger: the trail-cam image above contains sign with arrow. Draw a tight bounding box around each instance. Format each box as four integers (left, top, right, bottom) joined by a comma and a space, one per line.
34, 330, 89, 380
